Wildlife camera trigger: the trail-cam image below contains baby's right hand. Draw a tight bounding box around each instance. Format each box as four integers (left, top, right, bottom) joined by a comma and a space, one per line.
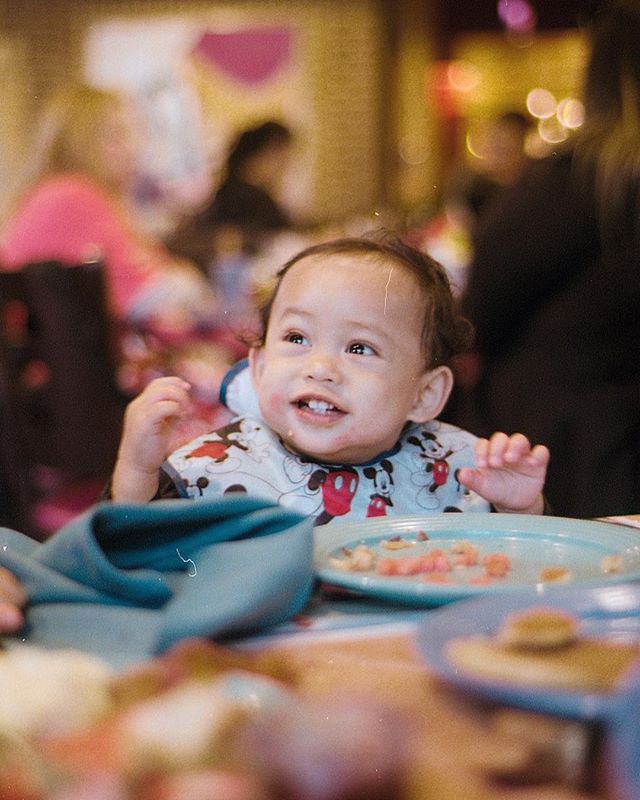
0, 567, 27, 633
118, 377, 192, 470
112, 377, 192, 502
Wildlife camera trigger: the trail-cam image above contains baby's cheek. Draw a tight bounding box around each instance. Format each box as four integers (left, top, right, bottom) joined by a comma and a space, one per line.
261, 389, 287, 419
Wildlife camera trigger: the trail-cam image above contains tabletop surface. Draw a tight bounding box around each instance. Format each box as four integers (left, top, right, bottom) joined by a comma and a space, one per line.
5, 514, 639, 799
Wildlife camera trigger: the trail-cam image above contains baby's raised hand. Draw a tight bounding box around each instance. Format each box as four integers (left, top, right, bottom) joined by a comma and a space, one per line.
457, 432, 549, 514
112, 377, 192, 502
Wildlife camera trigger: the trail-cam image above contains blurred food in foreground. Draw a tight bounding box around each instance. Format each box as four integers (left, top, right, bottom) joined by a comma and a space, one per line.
0, 632, 608, 799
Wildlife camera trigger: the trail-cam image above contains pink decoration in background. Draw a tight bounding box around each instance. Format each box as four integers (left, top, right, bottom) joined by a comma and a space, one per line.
497, 0, 537, 33
194, 27, 293, 85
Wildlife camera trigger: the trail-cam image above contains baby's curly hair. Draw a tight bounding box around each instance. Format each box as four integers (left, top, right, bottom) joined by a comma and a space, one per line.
253, 232, 474, 369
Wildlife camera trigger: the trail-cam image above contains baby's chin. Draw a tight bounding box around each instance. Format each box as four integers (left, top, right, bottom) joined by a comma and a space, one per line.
277, 432, 378, 466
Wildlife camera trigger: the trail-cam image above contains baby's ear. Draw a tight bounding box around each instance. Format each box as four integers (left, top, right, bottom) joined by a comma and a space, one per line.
409, 366, 454, 424
248, 346, 265, 385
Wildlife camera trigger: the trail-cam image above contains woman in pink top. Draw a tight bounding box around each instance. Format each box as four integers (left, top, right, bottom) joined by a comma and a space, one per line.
1, 85, 231, 444
1, 85, 216, 329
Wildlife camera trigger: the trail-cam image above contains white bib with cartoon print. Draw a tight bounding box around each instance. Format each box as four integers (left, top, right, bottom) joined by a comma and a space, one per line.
166, 417, 490, 525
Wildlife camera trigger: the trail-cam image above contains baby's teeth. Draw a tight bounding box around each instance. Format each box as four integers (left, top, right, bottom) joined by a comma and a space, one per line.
308, 399, 332, 412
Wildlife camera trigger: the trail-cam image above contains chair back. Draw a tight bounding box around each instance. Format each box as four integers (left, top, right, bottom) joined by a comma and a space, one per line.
0, 260, 126, 531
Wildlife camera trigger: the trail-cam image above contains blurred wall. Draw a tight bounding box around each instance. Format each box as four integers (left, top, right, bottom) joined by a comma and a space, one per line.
0, 33, 30, 222
0, 0, 586, 229
0, 0, 442, 228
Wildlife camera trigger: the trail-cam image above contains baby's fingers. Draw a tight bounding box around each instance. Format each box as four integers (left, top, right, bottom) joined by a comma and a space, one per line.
502, 436, 550, 470
502, 432, 536, 463
528, 443, 551, 468
0, 567, 27, 607
474, 431, 511, 468
128, 378, 192, 421
476, 432, 547, 470
140, 376, 191, 404
0, 567, 27, 633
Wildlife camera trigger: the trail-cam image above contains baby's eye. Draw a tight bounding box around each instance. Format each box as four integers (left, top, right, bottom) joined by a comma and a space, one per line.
348, 342, 376, 356
285, 331, 309, 346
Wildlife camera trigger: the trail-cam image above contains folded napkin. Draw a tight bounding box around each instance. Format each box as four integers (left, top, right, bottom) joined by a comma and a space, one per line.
0, 496, 314, 668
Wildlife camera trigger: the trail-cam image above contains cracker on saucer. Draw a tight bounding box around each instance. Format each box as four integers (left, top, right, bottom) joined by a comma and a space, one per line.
445, 607, 640, 693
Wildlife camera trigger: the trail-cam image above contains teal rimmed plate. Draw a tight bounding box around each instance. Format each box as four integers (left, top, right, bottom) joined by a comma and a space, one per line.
314, 514, 640, 606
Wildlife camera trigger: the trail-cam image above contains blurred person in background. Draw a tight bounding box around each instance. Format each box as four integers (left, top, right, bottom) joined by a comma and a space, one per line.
0, 84, 217, 334
416, 167, 500, 296
204, 120, 294, 250
0, 84, 233, 437
417, 111, 531, 296
167, 119, 297, 350
167, 120, 295, 273
448, 0, 640, 518
480, 110, 531, 191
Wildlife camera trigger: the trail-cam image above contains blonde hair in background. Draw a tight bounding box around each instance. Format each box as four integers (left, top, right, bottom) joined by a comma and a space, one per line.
33, 85, 127, 186
0, 84, 132, 228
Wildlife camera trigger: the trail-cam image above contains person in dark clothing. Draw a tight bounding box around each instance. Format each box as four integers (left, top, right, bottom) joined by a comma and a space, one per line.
207, 120, 293, 242
449, 0, 640, 519
167, 120, 294, 271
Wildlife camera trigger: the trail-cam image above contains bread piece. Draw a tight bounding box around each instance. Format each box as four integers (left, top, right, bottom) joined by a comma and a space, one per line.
497, 606, 578, 649
446, 629, 639, 693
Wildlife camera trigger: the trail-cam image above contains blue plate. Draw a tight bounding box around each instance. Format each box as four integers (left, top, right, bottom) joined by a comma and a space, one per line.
314, 514, 640, 606
414, 582, 640, 720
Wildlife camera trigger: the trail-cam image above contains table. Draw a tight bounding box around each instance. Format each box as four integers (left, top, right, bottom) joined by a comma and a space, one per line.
229, 514, 640, 799
245, 619, 608, 799
5, 515, 639, 799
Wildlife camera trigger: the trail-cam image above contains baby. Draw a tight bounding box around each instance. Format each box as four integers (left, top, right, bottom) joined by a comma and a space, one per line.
111, 235, 549, 522
0, 235, 550, 632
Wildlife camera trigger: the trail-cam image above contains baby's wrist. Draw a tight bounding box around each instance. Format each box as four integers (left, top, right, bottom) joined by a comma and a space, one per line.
493, 493, 545, 515
112, 459, 161, 503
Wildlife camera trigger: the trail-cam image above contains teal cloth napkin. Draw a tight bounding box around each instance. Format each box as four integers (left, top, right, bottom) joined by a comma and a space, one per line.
0, 496, 314, 668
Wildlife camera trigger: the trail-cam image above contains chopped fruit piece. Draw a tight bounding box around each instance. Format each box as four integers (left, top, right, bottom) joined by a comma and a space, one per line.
483, 553, 511, 578
421, 573, 454, 584
328, 544, 376, 572
601, 554, 624, 574
381, 537, 414, 550
538, 566, 572, 584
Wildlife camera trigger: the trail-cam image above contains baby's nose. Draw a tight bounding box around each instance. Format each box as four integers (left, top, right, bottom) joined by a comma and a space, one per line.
306, 352, 340, 382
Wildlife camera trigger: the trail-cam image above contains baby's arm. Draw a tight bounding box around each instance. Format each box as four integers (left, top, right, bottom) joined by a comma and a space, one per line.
111, 377, 193, 503
457, 432, 550, 514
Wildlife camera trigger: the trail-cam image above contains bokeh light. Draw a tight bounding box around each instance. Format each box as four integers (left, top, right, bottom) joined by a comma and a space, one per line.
398, 134, 428, 166
538, 116, 569, 144
556, 97, 585, 129
447, 60, 481, 93
526, 87, 557, 119
465, 129, 484, 160
497, 0, 537, 33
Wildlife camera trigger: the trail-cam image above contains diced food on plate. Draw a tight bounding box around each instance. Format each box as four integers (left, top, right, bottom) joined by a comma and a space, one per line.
328, 544, 376, 571
538, 566, 573, 584
601, 554, 624, 573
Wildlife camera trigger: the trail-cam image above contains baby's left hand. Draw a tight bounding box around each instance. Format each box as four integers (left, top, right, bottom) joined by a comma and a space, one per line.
457, 432, 550, 514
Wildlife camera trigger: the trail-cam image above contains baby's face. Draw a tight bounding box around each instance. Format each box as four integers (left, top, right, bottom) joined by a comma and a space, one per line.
250, 253, 433, 464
